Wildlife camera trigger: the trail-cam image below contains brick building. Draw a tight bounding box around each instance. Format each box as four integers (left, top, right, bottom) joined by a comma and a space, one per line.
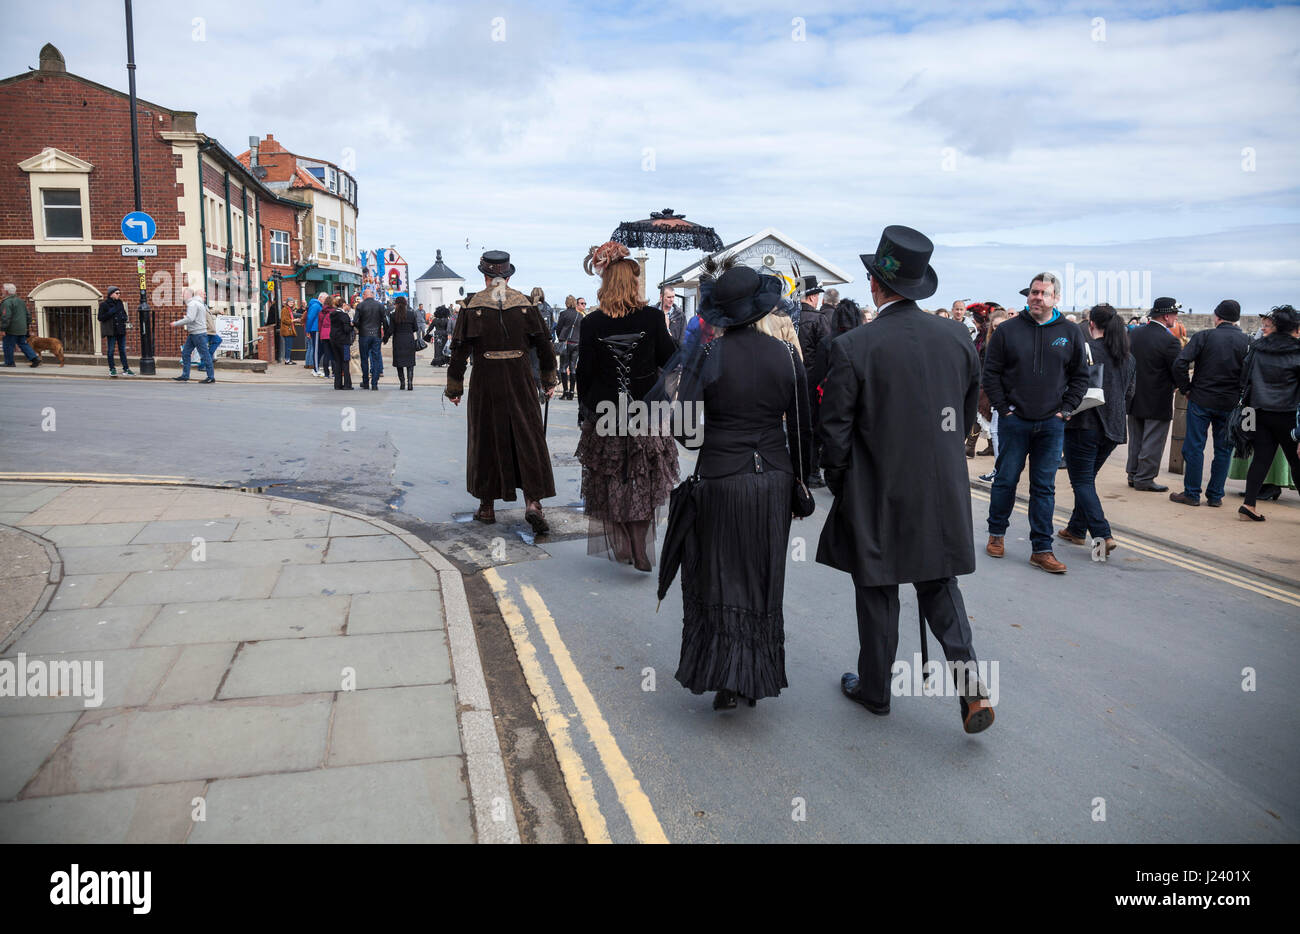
0, 43, 309, 362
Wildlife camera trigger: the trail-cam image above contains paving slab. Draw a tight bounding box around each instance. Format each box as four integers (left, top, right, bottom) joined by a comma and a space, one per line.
137, 595, 349, 645
23, 694, 332, 796
346, 590, 443, 635
327, 514, 387, 537
219, 631, 451, 698
326, 684, 461, 766
0, 780, 205, 843
230, 514, 332, 541
272, 559, 439, 597
0, 486, 64, 514
156, 496, 272, 521
104, 565, 281, 606
58, 542, 188, 575
0, 711, 82, 799
324, 534, 417, 563
187, 758, 472, 843
150, 642, 238, 706
193, 538, 328, 568
0, 645, 177, 715
10, 604, 161, 654
129, 518, 239, 544
39, 522, 147, 547
47, 573, 128, 611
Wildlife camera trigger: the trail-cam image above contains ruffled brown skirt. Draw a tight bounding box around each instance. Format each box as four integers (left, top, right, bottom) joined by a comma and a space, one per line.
575, 420, 680, 564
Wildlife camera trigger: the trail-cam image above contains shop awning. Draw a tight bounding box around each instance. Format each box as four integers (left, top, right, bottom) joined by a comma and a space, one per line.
301, 269, 362, 285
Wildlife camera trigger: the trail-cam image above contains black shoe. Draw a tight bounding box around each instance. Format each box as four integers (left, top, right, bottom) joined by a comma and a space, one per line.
807, 472, 826, 489
1127, 477, 1134, 488
1, 363, 15, 367
1238, 505, 1266, 522
1133, 481, 1168, 492
361, 381, 369, 390
371, 382, 379, 390
1169, 491, 1200, 507
200, 377, 215, 384
712, 689, 738, 710
172, 376, 189, 381
1206, 497, 1222, 507
840, 673, 889, 715
959, 693, 996, 734
1259, 484, 1282, 501
29, 359, 40, 367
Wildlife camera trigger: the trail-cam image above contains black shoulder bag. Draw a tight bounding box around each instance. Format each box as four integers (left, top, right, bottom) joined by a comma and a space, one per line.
1227, 346, 1257, 457
786, 342, 816, 519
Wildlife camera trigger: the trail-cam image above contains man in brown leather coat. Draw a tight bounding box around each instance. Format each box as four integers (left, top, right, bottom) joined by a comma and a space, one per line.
444, 251, 559, 532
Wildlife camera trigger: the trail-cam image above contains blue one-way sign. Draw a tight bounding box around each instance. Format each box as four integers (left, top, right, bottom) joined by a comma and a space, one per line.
121, 210, 156, 244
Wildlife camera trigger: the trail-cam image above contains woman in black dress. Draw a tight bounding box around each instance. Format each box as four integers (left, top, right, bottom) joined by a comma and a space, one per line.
670, 264, 811, 709
389, 296, 421, 390
574, 241, 679, 570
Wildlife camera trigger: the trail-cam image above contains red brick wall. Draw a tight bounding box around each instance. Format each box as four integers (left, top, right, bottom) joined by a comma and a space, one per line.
0, 71, 193, 357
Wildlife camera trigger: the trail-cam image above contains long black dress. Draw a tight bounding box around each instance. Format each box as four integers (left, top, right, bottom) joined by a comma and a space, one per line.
674, 325, 811, 700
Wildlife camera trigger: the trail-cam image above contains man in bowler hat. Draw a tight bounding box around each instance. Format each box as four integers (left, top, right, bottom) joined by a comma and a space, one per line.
444, 250, 559, 532
817, 225, 994, 734
1126, 297, 1183, 492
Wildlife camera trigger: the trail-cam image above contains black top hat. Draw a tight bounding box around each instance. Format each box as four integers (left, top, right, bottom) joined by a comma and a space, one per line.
699, 266, 784, 329
800, 275, 824, 297
478, 250, 516, 279
1018, 287, 1030, 297
1152, 296, 1181, 315
860, 226, 938, 301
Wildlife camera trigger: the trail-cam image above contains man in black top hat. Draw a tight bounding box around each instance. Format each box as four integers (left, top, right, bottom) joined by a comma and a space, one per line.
445, 250, 559, 532
1170, 299, 1250, 507
1125, 297, 1183, 492
817, 225, 993, 734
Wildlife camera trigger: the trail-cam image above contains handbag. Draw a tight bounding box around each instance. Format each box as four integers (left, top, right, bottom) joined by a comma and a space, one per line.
786, 343, 816, 519
1073, 341, 1106, 413
1227, 347, 1257, 456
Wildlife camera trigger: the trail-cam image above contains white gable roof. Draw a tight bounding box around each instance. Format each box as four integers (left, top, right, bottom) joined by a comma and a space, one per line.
663, 227, 855, 287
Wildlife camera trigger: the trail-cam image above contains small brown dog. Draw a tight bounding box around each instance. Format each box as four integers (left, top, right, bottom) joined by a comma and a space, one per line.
29, 337, 65, 366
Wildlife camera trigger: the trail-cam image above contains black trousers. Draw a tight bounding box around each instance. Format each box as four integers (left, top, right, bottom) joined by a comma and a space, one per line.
1244, 409, 1300, 506
332, 342, 352, 389
852, 576, 978, 707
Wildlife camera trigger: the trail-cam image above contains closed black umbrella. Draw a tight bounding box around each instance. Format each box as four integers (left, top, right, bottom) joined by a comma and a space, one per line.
657, 472, 700, 607
612, 209, 724, 288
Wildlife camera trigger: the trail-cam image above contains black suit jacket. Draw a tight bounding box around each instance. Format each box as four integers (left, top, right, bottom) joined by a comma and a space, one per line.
1127, 321, 1180, 420
816, 300, 979, 586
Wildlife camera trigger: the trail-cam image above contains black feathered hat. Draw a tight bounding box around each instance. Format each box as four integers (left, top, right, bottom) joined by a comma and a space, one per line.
860, 225, 938, 301
699, 266, 784, 329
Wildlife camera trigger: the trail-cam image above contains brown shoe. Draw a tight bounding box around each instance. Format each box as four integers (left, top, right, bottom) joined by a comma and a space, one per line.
977, 442, 995, 456
1057, 528, 1086, 546
1104, 538, 1117, 555
1030, 551, 1067, 574
986, 535, 1004, 558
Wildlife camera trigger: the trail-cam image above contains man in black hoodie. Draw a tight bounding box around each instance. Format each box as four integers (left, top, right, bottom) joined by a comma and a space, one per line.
981, 273, 1088, 573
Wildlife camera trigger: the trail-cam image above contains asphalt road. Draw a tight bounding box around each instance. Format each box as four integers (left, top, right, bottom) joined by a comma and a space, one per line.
2, 374, 1296, 843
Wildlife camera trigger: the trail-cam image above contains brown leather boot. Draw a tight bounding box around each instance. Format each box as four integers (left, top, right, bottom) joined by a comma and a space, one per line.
965, 434, 977, 458
1030, 551, 1067, 574
1056, 528, 1086, 546
986, 535, 1004, 558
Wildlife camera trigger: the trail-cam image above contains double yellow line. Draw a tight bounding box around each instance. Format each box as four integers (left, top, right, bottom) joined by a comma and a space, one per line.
483, 568, 668, 844
969, 488, 1300, 608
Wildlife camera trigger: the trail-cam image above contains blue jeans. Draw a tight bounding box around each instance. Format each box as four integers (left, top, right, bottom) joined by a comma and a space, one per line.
305, 331, 318, 369
1182, 400, 1233, 501
359, 335, 383, 384
988, 411, 1065, 553
1064, 427, 1118, 539
318, 339, 333, 375
3, 334, 38, 364
180, 332, 213, 379
105, 334, 129, 370
207, 334, 222, 360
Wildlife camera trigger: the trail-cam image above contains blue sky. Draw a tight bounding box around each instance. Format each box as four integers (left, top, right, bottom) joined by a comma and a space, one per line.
5, 0, 1298, 312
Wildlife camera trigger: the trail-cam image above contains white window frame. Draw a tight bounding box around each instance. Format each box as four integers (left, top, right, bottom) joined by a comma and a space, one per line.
329, 224, 338, 258
271, 229, 290, 266
317, 221, 326, 255
18, 148, 93, 253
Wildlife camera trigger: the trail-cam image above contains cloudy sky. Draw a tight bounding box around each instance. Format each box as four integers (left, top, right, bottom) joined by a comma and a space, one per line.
7, 0, 1299, 312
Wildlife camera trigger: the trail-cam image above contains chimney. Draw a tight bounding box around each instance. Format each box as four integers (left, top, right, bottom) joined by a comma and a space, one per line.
38, 43, 66, 73
249, 135, 259, 166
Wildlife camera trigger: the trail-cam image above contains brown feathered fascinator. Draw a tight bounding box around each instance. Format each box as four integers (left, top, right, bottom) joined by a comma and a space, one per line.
584, 241, 632, 277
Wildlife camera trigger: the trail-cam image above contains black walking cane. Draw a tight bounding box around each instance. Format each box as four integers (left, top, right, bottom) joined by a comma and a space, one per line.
918, 603, 930, 690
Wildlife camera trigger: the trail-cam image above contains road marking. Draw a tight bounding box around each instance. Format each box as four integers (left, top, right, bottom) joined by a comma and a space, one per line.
483, 568, 612, 844
519, 582, 669, 845
969, 488, 1300, 607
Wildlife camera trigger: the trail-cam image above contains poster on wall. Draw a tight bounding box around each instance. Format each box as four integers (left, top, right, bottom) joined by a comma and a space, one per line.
360, 247, 410, 303
188, 315, 244, 362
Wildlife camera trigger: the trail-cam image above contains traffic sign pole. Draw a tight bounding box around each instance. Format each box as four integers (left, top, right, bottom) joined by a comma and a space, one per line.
124, 0, 155, 374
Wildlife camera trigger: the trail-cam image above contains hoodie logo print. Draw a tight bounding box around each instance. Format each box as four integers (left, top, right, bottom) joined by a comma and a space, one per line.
1051, 336, 1069, 347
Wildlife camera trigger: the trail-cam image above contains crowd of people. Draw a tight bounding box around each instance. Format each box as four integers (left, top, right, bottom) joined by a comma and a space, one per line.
439, 236, 1299, 733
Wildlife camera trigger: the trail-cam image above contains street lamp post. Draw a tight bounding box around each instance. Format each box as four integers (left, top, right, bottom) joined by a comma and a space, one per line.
124, 0, 155, 374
